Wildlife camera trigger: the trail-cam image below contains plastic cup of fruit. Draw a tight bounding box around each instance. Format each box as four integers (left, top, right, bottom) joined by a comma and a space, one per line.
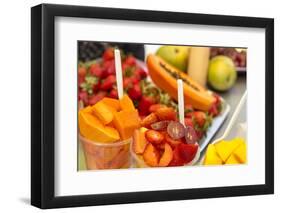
79, 134, 132, 170
130, 143, 201, 168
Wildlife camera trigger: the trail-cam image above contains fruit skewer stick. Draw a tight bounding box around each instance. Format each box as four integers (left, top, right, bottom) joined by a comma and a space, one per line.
177, 79, 185, 126
114, 49, 123, 99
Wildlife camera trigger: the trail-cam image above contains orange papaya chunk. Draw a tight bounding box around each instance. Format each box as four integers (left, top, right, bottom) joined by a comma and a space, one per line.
113, 109, 141, 140
79, 110, 120, 143
83, 105, 93, 113
119, 94, 135, 111
101, 97, 121, 111
92, 101, 114, 125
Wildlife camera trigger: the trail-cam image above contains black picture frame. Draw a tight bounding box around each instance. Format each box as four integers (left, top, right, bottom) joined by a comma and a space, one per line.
31, 3, 274, 209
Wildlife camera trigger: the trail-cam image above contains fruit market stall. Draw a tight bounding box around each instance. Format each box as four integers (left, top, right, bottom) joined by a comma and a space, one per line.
78, 42, 247, 170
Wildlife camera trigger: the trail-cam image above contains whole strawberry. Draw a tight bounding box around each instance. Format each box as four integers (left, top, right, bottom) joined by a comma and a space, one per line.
128, 84, 142, 100
138, 95, 156, 116
100, 75, 116, 91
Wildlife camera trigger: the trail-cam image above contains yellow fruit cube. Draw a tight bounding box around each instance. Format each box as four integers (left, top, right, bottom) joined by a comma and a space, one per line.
203, 144, 223, 165
225, 154, 240, 165
119, 94, 135, 111
92, 101, 115, 125
214, 138, 244, 163
233, 142, 247, 163
113, 109, 141, 140
101, 97, 121, 111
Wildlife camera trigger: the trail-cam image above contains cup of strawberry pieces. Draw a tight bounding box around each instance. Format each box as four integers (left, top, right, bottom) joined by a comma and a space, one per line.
131, 106, 200, 168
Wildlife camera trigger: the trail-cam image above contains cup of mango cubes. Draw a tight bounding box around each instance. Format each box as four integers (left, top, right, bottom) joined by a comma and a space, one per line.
79, 95, 141, 170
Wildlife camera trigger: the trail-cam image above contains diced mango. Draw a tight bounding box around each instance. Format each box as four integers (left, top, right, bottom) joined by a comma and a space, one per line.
113, 109, 141, 140
214, 138, 244, 163
92, 101, 114, 125
79, 110, 120, 143
83, 105, 93, 113
101, 97, 121, 111
232, 142, 247, 163
225, 154, 240, 165
133, 127, 148, 154
143, 143, 160, 167
119, 94, 135, 111
203, 144, 223, 165
158, 143, 173, 167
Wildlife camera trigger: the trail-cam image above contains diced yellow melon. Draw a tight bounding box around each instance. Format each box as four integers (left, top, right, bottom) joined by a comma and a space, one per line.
83, 105, 93, 113
225, 154, 240, 165
92, 101, 114, 125
203, 144, 223, 165
101, 97, 121, 111
79, 110, 120, 143
113, 109, 141, 140
119, 94, 135, 111
232, 142, 247, 163
214, 138, 244, 163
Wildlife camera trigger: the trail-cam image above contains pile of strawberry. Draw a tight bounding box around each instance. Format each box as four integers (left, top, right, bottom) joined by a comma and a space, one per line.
184, 94, 221, 139
78, 48, 148, 108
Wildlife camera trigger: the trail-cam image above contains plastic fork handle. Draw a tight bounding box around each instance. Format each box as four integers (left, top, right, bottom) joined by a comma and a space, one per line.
221, 90, 247, 139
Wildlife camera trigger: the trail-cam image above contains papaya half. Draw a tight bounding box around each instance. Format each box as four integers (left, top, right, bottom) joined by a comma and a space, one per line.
146, 54, 215, 111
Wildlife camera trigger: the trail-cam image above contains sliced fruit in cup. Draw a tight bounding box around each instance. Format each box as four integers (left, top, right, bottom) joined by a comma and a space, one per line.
145, 130, 165, 144
159, 143, 173, 167
155, 107, 177, 121
132, 127, 148, 154
143, 143, 160, 167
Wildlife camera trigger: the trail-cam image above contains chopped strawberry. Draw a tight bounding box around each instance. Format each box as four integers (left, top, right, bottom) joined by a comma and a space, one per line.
149, 104, 165, 113
208, 93, 221, 117
88, 92, 106, 106
89, 63, 103, 77
78, 66, 87, 78
108, 89, 118, 99
208, 104, 219, 116
193, 111, 207, 128
100, 75, 116, 91
128, 84, 142, 100
102, 48, 114, 61
140, 113, 158, 128
164, 133, 183, 149
169, 146, 185, 166
138, 96, 156, 116
177, 143, 198, 164
123, 55, 136, 66
184, 117, 194, 128
155, 107, 176, 121
213, 93, 221, 105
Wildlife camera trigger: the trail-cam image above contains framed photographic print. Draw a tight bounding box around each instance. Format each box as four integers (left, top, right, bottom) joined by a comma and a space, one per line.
31, 3, 274, 209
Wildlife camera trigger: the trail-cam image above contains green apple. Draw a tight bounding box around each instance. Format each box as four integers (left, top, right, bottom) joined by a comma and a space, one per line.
156, 46, 189, 71
208, 56, 237, 91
